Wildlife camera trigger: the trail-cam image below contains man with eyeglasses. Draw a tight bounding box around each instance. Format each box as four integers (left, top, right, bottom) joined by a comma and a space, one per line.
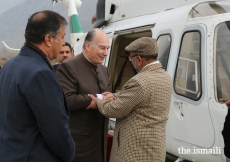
88, 37, 173, 162
56, 28, 111, 162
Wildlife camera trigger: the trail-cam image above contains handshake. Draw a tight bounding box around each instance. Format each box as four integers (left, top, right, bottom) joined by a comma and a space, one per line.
86, 92, 116, 110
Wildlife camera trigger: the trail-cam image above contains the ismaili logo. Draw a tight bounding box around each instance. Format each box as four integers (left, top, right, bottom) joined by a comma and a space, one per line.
178, 147, 221, 155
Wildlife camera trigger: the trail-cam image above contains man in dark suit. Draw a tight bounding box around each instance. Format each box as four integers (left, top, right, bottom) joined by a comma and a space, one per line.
223, 100, 230, 162
56, 28, 110, 162
53, 42, 74, 72
0, 10, 75, 162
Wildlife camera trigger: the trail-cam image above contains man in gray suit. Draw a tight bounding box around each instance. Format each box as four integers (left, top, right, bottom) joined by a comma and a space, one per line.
57, 28, 110, 162
0, 10, 75, 162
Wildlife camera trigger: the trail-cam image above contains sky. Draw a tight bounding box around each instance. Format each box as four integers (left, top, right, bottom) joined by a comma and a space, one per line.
0, 0, 26, 15
0, 0, 95, 52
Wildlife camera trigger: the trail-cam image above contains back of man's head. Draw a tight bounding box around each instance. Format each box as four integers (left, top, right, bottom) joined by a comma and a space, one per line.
25, 10, 67, 44
125, 37, 158, 60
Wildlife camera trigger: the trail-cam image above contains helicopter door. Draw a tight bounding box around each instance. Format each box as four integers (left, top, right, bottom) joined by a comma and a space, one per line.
170, 25, 214, 148
103, 31, 115, 67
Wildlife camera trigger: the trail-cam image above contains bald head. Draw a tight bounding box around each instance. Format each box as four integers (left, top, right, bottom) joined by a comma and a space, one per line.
31, 12, 46, 21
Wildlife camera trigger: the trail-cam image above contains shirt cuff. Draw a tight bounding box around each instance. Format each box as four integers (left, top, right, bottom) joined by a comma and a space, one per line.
96, 94, 103, 99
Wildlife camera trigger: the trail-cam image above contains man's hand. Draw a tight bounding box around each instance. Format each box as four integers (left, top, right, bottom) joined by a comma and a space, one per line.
86, 94, 99, 110
102, 92, 116, 101
226, 157, 230, 162
226, 100, 230, 109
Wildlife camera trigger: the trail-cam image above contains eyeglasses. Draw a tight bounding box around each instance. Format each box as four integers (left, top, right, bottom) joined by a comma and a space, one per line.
128, 55, 138, 61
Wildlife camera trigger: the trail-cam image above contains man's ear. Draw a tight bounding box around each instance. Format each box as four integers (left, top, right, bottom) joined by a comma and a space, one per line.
85, 42, 91, 52
44, 35, 52, 47
137, 56, 143, 66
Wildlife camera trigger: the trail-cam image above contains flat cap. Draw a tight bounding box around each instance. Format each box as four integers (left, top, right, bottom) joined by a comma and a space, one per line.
125, 37, 158, 57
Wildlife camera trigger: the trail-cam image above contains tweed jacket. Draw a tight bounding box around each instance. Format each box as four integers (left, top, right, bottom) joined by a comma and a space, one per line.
56, 53, 109, 162
97, 62, 172, 162
53, 63, 60, 72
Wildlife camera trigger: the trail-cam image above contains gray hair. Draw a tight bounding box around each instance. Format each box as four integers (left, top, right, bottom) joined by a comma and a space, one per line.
25, 10, 67, 44
83, 29, 100, 49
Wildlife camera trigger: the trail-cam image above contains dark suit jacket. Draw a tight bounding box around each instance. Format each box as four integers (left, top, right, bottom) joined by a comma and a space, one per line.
53, 63, 60, 72
0, 43, 75, 162
222, 109, 230, 159
57, 53, 109, 162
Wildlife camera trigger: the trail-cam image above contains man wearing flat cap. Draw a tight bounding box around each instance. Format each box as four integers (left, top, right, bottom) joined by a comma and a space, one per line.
88, 37, 173, 162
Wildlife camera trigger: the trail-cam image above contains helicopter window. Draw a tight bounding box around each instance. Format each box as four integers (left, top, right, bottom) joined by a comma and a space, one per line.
189, 1, 230, 18
157, 34, 171, 70
214, 22, 230, 102
174, 31, 202, 100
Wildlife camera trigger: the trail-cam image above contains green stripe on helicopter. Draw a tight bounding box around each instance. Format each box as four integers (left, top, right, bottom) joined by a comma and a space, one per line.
69, 14, 83, 33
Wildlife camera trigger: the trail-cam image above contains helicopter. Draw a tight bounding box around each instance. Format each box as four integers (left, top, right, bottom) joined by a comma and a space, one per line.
3, 0, 230, 161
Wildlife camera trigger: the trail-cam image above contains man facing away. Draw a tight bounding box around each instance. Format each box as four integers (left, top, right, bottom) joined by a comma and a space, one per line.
56, 28, 110, 162
88, 37, 173, 162
0, 10, 75, 162
53, 42, 74, 72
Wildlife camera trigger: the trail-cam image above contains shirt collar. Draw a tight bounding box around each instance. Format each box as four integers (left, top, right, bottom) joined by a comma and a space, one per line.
144, 60, 160, 68
82, 53, 97, 66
